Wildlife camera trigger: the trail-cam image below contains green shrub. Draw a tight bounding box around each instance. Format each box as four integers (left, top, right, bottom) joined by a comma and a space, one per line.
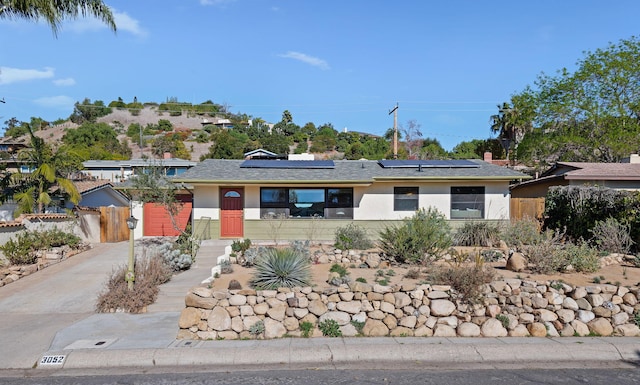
521, 230, 600, 274
350, 320, 365, 335
0, 229, 82, 265
355, 277, 367, 283
378, 207, 452, 264
318, 319, 342, 337
95, 256, 172, 313
300, 321, 315, 338
453, 221, 501, 247
495, 314, 510, 329
545, 186, 633, 244
248, 320, 265, 336
328, 263, 351, 286
231, 238, 252, 255
559, 241, 600, 273
590, 217, 633, 255
334, 223, 373, 250
251, 247, 311, 289
0, 235, 36, 265
502, 217, 541, 249
329, 263, 348, 277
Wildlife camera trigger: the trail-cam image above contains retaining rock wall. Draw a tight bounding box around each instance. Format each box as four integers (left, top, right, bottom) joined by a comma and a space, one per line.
178, 279, 640, 340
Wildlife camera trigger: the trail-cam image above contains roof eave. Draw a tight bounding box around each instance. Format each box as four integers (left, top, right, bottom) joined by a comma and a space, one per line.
565, 175, 640, 181
173, 179, 374, 185
374, 176, 531, 181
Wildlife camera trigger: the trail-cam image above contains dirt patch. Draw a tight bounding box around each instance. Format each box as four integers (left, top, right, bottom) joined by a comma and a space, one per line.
209, 246, 640, 291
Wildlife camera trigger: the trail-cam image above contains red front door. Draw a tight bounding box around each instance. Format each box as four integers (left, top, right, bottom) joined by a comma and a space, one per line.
220, 188, 243, 238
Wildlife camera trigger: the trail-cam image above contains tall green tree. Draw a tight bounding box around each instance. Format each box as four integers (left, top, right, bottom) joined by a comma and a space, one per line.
12, 126, 80, 214
0, 0, 116, 36
419, 137, 447, 159
69, 98, 112, 124
512, 36, 640, 166
61, 122, 130, 160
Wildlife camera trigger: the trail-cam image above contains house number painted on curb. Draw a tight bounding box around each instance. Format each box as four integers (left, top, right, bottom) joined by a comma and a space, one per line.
40, 355, 65, 365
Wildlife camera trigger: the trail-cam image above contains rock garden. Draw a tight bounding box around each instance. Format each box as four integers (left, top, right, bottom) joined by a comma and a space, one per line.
178, 205, 640, 340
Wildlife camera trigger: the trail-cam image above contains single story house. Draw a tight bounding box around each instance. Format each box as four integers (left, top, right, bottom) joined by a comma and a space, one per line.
173, 158, 530, 241
82, 157, 196, 183
67, 179, 130, 209
509, 156, 640, 221
511, 157, 640, 199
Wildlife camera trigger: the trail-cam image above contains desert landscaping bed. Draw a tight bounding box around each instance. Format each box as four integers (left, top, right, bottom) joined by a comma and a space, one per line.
178, 245, 640, 340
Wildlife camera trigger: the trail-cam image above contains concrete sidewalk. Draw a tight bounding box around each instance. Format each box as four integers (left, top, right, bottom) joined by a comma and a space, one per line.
2, 239, 639, 373
40, 336, 640, 372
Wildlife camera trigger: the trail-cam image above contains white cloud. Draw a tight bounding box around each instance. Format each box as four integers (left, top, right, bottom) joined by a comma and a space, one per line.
0, 67, 55, 85
113, 10, 147, 37
53, 78, 76, 86
67, 9, 147, 37
278, 51, 330, 70
33, 95, 76, 108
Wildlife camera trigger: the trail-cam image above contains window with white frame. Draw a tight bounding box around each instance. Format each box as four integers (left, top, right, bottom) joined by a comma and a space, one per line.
394, 187, 419, 211
450, 186, 485, 219
260, 187, 353, 219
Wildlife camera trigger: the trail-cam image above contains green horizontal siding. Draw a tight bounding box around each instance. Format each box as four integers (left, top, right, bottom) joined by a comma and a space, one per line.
194, 217, 509, 242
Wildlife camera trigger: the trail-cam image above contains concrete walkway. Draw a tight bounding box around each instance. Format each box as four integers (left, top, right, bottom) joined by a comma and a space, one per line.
1, 239, 639, 373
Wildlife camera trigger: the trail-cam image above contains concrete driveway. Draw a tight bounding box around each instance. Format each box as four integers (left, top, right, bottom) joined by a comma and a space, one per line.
0, 242, 129, 369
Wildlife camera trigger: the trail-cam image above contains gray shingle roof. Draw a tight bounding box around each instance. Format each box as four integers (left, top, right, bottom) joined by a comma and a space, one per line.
173, 159, 530, 184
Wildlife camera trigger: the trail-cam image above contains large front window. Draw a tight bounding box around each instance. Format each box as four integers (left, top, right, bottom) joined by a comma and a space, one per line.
260, 188, 353, 219
450, 186, 485, 219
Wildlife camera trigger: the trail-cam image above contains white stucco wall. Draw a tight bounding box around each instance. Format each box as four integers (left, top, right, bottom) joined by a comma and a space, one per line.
191, 180, 512, 222
192, 185, 220, 220
131, 201, 144, 239
244, 185, 261, 220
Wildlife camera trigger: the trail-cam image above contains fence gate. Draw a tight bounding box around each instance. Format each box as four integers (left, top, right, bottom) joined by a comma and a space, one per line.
100, 206, 130, 243
510, 198, 545, 221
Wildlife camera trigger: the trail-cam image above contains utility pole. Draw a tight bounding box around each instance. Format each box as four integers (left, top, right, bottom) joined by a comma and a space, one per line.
388, 103, 398, 159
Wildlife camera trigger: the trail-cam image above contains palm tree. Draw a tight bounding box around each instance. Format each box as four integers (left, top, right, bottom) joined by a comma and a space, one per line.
0, 0, 116, 36
490, 102, 517, 161
12, 125, 80, 214
490, 100, 535, 162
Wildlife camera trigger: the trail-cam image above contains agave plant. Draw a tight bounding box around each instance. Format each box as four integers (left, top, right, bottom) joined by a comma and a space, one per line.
251, 247, 311, 290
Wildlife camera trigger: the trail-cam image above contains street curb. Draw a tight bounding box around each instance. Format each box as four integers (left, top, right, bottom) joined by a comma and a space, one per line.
43, 337, 640, 370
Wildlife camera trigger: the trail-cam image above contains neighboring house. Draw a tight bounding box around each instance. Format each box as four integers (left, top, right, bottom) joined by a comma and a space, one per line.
82, 157, 197, 183
0, 137, 29, 154
511, 156, 640, 199
173, 158, 529, 241
0, 137, 31, 174
244, 149, 280, 159
509, 155, 640, 221
66, 179, 130, 209
201, 117, 233, 130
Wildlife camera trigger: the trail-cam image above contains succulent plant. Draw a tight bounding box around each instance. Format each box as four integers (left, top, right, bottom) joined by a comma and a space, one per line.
251, 247, 311, 290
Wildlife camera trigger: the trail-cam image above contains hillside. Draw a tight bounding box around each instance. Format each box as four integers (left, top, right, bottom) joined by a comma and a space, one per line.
32, 106, 216, 161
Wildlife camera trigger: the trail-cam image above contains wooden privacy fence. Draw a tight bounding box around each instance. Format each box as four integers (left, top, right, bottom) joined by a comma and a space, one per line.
510, 197, 545, 221
100, 206, 130, 243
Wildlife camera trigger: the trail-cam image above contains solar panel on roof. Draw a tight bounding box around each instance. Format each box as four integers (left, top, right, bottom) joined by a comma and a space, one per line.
378, 159, 479, 168
240, 160, 335, 169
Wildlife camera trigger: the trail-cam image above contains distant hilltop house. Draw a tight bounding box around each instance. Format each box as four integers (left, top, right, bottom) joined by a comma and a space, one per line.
81, 156, 197, 183
173, 157, 529, 241
201, 117, 233, 130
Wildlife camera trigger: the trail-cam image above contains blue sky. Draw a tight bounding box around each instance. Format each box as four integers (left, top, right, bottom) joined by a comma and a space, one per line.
1, 1, 639, 150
